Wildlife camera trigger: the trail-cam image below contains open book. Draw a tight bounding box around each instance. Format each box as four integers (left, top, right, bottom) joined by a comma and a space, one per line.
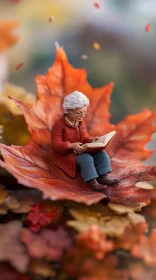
78, 131, 117, 154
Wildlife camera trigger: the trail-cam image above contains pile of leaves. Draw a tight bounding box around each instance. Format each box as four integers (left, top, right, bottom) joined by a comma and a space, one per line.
0, 37, 156, 279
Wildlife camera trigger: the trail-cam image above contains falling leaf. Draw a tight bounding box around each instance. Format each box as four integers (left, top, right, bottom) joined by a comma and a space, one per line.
145, 23, 151, 32
0, 45, 155, 205
0, 21, 19, 52
93, 2, 100, 9
93, 42, 101, 50
16, 62, 24, 70
0, 221, 29, 273
81, 54, 88, 60
48, 16, 55, 22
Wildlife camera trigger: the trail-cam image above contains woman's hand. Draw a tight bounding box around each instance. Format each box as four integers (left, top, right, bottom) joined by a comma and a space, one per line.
68, 142, 85, 153
92, 136, 100, 142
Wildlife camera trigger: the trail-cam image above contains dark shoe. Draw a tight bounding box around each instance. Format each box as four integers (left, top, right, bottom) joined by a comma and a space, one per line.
97, 174, 120, 186
87, 178, 107, 191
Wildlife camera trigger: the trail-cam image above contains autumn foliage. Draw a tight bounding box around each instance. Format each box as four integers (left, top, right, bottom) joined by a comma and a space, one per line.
0, 43, 156, 279
0, 45, 156, 206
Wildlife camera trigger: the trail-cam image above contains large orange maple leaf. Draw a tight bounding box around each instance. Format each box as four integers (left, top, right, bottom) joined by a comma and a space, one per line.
0, 45, 156, 205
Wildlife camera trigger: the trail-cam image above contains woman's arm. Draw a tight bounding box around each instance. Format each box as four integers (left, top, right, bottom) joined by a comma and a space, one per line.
51, 122, 71, 153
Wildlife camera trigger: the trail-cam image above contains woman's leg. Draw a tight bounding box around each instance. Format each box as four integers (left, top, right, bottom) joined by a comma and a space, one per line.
92, 150, 120, 185
92, 150, 112, 176
76, 153, 99, 182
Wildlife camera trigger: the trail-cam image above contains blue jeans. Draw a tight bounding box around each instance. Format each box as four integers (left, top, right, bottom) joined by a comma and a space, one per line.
76, 150, 112, 182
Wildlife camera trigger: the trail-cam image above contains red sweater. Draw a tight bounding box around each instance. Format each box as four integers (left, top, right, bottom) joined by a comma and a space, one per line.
51, 115, 93, 178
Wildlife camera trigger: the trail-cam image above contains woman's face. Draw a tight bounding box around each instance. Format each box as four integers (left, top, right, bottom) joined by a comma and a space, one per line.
67, 105, 88, 121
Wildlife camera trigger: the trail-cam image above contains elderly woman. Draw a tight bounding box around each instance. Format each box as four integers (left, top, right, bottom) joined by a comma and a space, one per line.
51, 91, 120, 191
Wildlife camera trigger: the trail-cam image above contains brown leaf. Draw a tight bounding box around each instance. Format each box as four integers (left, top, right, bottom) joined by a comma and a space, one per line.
0, 221, 29, 272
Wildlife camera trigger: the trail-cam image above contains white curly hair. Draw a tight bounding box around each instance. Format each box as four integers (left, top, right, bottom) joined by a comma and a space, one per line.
62, 90, 89, 114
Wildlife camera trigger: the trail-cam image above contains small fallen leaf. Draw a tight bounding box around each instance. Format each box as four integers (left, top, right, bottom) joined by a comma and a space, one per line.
93, 42, 100, 50
93, 2, 100, 9
145, 23, 151, 32
108, 202, 147, 215
136, 181, 154, 189
16, 62, 24, 70
128, 212, 146, 225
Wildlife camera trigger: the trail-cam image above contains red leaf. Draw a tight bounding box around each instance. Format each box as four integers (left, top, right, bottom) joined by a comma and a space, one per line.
26, 202, 62, 232
16, 62, 24, 70
93, 2, 100, 9
145, 23, 151, 32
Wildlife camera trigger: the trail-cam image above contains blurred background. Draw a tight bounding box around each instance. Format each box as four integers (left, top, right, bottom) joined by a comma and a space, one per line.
0, 0, 155, 164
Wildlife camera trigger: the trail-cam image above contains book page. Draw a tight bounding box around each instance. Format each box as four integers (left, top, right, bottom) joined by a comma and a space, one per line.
94, 131, 116, 146
83, 143, 105, 148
